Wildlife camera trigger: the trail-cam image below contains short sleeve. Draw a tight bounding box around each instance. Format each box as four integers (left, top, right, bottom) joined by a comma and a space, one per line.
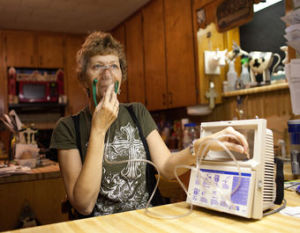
50, 116, 77, 150
132, 103, 157, 138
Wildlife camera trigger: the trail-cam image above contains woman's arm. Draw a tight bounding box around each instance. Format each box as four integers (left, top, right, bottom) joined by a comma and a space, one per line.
147, 127, 249, 180
59, 84, 119, 215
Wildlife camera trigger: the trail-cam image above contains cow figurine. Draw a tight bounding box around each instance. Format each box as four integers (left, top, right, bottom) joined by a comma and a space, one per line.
248, 51, 281, 85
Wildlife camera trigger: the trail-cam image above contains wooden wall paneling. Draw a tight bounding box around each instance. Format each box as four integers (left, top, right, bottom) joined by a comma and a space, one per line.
282, 89, 292, 115
258, 94, 265, 117
111, 25, 128, 103
143, 0, 167, 110
267, 92, 277, 116
125, 12, 145, 104
164, 0, 197, 108
0, 31, 7, 114
278, 90, 286, 116
252, 95, 260, 118
249, 95, 258, 118
37, 33, 64, 68
244, 96, 250, 119
3, 30, 36, 67
198, 89, 292, 122
65, 35, 88, 115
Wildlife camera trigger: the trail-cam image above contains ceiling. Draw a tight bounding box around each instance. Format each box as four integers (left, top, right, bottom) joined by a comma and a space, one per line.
0, 0, 150, 34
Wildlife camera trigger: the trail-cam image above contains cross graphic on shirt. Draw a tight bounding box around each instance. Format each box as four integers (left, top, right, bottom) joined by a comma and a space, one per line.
106, 123, 144, 180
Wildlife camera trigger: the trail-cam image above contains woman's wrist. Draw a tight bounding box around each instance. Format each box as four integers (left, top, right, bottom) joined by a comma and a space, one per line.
90, 127, 106, 137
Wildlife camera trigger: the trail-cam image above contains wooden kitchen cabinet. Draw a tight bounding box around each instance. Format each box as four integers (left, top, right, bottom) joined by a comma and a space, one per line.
143, 0, 197, 111
125, 12, 146, 105
164, 0, 197, 108
143, 0, 167, 110
3, 30, 64, 68
64, 35, 88, 115
111, 25, 129, 103
37, 33, 64, 68
3, 31, 36, 67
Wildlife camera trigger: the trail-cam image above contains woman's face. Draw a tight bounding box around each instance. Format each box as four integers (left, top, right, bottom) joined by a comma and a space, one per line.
86, 54, 122, 101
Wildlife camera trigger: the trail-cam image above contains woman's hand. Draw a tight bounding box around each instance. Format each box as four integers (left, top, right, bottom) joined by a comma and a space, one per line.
91, 84, 119, 133
194, 126, 249, 158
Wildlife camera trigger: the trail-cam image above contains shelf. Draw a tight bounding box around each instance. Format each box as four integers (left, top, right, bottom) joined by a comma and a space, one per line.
8, 103, 66, 114
9, 103, 66, 109
32, 122, 57, 130
222, 82, 289, 97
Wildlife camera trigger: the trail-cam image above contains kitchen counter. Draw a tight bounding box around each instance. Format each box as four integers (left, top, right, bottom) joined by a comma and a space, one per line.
4, 190, 299, 233
0, 163, 67, 231
0, 163, 60, 184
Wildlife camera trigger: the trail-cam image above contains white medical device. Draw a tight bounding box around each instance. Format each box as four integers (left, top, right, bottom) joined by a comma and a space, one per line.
186, 119, 276, 219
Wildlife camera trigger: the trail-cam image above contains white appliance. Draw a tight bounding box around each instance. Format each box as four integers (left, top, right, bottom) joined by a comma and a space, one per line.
186, 119, 276, 219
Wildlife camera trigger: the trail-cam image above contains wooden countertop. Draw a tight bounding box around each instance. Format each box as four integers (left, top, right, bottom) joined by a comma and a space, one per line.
0, 163, 60, 184
4, 190, 300, 233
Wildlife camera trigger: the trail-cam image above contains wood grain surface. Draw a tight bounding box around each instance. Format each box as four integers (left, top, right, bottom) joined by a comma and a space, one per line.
4, 191, 300, 233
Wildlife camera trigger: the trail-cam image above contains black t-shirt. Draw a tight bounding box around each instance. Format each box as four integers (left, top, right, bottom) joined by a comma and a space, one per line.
50, 102, 157, 216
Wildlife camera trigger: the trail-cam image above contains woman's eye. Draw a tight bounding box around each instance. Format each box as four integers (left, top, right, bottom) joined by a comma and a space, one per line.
93, 64, 101, 69
111, 64, 119, 69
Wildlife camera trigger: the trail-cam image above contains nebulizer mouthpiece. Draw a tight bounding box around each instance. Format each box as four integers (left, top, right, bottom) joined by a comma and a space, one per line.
92, 79, 98, 107
92, 78, 120, 106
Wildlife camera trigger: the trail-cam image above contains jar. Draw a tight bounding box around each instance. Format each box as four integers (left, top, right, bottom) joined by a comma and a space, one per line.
182, 123, 198, 148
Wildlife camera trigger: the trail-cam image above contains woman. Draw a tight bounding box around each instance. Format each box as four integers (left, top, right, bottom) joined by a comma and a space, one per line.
50, 31, 248, 217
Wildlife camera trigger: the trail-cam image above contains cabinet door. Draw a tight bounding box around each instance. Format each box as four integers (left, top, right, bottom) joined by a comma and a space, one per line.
4, 31, 36, 67
143, 0, 167, 110
111, 25, 129, 103
125, 12, 145, 104
37, 34, 64, 68
65, 35, 88, 115
164, 0, 197, 108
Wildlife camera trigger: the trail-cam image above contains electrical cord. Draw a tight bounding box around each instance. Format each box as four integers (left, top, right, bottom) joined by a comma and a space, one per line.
263, 199, 287, 217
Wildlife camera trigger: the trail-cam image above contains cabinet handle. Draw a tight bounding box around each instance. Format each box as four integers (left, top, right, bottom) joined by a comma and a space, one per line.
162, 93, 166, 106
39, 56, 43, 65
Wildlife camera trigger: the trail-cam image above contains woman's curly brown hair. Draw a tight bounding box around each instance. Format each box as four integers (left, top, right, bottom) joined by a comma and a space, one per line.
76, 31, 127, 84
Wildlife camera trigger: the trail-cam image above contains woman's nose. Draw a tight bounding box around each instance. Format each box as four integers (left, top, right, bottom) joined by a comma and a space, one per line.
101, 68, 112, 79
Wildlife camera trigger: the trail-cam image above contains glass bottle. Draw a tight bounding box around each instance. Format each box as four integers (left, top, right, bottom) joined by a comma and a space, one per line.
182, 123, 198, 148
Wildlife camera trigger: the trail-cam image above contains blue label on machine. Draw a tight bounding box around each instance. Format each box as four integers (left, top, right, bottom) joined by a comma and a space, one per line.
190, 168, 252, 215
231, 176, 250, 205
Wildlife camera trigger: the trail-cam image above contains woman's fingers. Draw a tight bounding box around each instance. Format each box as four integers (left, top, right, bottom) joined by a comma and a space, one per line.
93, 84, 119, 128
222, 141, 245, 154
217, 127, 249, 154
227, 127, 249, 153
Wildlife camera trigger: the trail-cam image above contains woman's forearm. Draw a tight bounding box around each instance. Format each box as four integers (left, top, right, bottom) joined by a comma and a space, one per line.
162, 147, 195, 180
73, 129, 106, 214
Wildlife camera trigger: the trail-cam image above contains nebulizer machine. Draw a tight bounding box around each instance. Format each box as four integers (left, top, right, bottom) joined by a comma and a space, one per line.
171, 119, 283, 219
184, 119, 285, 219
